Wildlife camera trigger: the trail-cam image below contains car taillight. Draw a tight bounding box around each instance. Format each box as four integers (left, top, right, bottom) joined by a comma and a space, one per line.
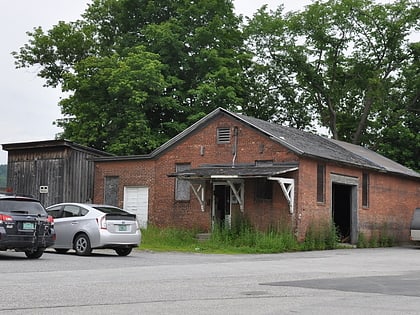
0, 214, 13, 223
47, 215, 54, 225
96, 216, 107, 229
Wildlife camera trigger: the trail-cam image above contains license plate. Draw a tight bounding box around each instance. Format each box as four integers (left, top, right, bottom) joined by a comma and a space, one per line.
23, 222, 35, 230
118, 224, 127, 232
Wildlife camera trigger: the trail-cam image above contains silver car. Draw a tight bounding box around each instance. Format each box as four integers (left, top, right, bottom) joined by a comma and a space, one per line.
46, 203, 141, 256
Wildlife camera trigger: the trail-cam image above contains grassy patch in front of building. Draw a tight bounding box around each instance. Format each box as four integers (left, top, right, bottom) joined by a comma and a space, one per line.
139, 220, 341, 254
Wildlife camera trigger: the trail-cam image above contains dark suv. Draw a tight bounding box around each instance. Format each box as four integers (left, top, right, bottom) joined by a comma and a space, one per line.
0, 193, 55, 258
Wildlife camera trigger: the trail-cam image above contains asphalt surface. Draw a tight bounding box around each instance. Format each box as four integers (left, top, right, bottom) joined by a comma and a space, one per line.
1, 246, 420, 314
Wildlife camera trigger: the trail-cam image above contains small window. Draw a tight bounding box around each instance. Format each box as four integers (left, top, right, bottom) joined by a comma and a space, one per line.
217, 127, 231, 143
175, 163, 191, 201
255, 178, 273, 200
317, 164, 325, 203
362, 172, 369, 207
104, 176, 119, 206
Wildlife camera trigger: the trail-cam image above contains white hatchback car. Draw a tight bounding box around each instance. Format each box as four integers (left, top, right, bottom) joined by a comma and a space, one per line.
46, 203, 141, 256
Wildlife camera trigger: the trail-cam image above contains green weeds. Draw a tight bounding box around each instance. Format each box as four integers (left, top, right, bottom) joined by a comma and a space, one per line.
140, 219, 341, 254
357, 223, 396, 248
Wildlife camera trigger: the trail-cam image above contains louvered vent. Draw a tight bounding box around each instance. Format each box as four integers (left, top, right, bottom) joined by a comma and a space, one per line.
217, 127, 231, 143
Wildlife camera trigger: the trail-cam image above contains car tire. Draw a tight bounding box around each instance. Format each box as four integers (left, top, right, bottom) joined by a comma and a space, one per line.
25, 248, 44, 259
74, 234, 92, 256
115, 248, 133, 256
55, 248, 69, 254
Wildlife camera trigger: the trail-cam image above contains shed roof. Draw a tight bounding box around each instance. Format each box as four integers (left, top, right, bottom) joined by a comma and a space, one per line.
2, 139, 113, 158
168, 163, 299, 179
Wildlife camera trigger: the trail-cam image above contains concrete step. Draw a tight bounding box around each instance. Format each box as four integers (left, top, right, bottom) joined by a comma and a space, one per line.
196, 233, 211, 242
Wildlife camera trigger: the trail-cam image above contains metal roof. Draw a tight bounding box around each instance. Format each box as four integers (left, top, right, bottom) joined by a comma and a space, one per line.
2, 139, 113, 157
92, 107, 419, 180
168, 163, 299, 179
232, 112, 420, 179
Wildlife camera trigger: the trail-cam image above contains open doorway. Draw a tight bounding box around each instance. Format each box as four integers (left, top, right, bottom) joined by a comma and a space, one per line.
213, 184, 231, 228
332, 183, 352, 242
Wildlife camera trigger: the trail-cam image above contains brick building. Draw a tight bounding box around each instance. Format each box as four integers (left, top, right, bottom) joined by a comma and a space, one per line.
93, 108, 420, 244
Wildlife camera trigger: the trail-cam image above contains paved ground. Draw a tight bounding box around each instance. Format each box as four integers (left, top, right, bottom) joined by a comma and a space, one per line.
1, 246, 420, 314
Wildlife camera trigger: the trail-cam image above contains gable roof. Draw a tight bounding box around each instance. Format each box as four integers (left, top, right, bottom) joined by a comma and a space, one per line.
95, 108, 420, 180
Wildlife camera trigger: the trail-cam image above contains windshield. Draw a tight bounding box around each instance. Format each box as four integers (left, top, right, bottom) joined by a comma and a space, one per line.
0, 199, 47, 215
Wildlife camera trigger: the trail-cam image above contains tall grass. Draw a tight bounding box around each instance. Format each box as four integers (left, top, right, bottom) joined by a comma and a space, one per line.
302, 221, 339, 250
140, 225, 199, 252
357, 223, 396, 248
140, 219, 340, 254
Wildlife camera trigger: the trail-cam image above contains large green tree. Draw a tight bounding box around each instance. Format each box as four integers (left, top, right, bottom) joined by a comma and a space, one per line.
245, 0, 419, 155
13, 0, 249, 155
375, 42, 420, 171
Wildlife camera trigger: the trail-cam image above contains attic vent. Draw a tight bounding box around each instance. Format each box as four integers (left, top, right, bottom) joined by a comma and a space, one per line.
217, 127, 231, 143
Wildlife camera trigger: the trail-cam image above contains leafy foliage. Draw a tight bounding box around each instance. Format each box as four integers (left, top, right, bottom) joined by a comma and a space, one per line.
12, 0, 420, 170
245, 0, 420, 157
13, 0, 249, 154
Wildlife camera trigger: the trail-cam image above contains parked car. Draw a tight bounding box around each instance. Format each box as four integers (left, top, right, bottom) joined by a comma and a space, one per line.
410, 208, 420, 242
46, 203, 141, 256
0, 193, 55, 259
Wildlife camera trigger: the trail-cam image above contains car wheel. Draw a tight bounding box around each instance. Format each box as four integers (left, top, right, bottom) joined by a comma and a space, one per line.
55, 248, 69, 254
115, 248, 132, 256
25, 248, 44, 259
74, 234, 92, 256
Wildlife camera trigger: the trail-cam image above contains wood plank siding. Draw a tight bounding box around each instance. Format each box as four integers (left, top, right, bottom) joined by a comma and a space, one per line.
2, 140, 112, 207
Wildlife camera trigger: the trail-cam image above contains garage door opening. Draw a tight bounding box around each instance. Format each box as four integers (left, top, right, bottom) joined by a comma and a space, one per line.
332, 183, 352, 243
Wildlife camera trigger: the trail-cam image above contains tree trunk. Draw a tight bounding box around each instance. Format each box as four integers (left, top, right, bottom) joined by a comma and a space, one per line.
352, 96, 374, 145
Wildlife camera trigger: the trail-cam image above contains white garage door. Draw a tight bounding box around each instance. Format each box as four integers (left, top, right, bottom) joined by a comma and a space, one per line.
123, 186, 149, 228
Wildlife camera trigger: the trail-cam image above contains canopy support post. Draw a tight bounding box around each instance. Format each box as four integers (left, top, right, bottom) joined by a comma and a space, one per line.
268, 177, 294, 214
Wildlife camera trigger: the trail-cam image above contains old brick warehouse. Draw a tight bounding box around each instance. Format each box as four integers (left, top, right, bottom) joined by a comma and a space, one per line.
3, 108, 420, 244
92, 108, 420, 244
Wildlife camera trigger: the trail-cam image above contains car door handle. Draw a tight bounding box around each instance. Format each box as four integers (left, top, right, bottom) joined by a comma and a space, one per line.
71, 221, 78, 225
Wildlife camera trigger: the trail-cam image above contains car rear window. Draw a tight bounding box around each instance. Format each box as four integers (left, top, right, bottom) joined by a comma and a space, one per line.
92, 206, 129, 214
0, 199, 47, 215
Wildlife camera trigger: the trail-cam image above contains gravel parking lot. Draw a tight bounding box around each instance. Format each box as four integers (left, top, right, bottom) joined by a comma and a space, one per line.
1, 246, 420, 314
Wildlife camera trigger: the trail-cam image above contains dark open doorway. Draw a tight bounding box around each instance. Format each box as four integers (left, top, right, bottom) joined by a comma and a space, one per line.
332, 183, 352, 242
213, 184, 230, 227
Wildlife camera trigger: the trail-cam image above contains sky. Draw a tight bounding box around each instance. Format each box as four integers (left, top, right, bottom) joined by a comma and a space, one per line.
0, 0, 311, 164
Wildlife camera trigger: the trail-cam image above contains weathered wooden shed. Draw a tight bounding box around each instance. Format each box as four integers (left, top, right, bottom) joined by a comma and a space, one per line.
2, 140, 112, 207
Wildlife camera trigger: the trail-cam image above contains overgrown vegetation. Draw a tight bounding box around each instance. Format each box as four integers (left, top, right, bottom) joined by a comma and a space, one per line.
357, 224, 396, 248
140, 220, 341, 254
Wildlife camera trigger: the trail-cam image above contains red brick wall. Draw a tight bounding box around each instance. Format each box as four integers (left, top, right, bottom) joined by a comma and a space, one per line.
360, 172, 419, 241
93, 159, 155, 207
147, 113, 299, 231
94, 113, 300, 232
295, 158, 420, 242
